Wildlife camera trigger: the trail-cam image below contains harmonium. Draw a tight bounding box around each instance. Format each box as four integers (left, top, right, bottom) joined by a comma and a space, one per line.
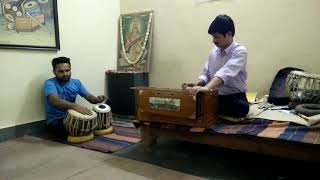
132, 87, 219, 128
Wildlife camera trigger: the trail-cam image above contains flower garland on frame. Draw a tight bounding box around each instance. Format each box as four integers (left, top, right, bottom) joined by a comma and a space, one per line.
120, 12, 153, 65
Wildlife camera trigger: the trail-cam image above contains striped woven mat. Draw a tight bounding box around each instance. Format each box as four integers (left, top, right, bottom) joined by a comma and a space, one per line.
73, 123, 141, 153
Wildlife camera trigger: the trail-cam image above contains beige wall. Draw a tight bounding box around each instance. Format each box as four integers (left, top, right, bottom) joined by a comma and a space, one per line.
1, 0, 319, 129
121, 0, 320, 97
0, 0, 120, 129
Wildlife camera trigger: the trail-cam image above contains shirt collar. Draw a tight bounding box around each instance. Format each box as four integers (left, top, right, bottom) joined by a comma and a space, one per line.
217, 41, 235, 56
55, 77, 70, 86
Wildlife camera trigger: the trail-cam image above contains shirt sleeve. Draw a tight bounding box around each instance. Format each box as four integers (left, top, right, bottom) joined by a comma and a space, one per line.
44, 80, 58, 97
198, 61, 210, 84
199, 50, 216, 85
77, 80, 89, 97
214, 48, 247, 84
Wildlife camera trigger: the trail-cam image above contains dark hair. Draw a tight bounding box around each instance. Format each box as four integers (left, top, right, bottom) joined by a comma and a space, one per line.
52, 57, 71, 70
208, 14, 235, 36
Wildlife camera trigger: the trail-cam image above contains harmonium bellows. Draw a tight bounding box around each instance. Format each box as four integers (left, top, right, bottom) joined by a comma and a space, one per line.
132, 87, 219, 128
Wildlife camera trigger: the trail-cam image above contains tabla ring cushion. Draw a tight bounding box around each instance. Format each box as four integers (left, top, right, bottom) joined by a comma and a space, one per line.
295, 104, 320, 116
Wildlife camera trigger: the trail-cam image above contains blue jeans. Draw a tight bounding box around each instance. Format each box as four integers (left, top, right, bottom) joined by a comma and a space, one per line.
218, 92, 249, 118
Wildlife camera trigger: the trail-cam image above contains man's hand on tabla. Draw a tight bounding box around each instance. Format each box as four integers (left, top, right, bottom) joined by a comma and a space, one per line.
73, 105, 92, 115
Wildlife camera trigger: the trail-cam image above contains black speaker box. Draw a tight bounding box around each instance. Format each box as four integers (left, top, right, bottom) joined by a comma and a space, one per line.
106, 71, 149, 117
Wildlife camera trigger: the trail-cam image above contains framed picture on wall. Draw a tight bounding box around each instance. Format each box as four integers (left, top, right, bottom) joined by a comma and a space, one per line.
0, 0, 60, 51
117, 11, 154, 72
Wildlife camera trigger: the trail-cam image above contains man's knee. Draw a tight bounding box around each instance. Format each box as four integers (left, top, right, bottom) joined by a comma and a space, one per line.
232, 102, 249, 117
220, 100, 249, 118
46, 120, 69, 139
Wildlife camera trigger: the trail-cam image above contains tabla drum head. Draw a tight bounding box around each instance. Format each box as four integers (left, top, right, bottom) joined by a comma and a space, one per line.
67, 109, 97, 119
93, 104, 111, 113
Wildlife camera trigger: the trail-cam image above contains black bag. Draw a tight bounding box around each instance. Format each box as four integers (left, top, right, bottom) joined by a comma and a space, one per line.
267, 67, 304, 105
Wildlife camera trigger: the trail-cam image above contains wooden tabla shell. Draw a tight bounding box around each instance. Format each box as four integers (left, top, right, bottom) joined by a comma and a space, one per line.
63, 109, 97, 136
93, 104, 112, 130
286, 71, 320, 103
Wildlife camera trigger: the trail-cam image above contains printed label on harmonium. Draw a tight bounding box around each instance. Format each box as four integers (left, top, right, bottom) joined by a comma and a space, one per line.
149, 97, 181, 111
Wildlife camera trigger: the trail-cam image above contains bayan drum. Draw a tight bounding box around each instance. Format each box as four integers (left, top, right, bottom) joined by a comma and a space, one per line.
63, 109, 97, 143
286, 71, 320, 104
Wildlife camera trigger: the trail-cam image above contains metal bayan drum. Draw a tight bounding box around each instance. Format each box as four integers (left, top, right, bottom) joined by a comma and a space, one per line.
63, 109, 97, 143
93, 104, 113, 136
286, 71, 320, 103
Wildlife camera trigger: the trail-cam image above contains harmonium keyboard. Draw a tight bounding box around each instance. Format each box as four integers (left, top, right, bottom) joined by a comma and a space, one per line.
132, 87, 219, 128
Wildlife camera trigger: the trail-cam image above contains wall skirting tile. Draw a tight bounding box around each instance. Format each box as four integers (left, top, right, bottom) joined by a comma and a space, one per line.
0, 120, 46, 142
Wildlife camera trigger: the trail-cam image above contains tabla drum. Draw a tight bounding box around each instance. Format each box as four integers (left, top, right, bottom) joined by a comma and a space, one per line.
93, 104, 113, 136
63, 109, 97, 143
286, 71, 320, 103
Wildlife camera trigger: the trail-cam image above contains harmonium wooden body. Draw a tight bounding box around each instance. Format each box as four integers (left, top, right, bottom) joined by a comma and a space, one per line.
132, 87, 219, 128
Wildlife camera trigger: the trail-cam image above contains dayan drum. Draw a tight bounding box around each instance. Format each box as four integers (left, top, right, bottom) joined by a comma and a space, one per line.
63, 109, 97, 143
286, 71, 320, 104
93, 104, 113, 135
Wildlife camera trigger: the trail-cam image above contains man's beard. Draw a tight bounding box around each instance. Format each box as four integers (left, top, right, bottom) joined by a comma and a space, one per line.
56, 76, 70, 82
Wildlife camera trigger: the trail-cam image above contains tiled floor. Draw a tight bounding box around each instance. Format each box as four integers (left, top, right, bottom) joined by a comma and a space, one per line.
0, 136, 203, 180
1, 135, 318, 180
114, 138, 319, 180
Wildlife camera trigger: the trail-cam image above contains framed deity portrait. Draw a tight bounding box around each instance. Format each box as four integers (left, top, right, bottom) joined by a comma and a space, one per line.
0, 0, 60, 50
117, 11, 153, 72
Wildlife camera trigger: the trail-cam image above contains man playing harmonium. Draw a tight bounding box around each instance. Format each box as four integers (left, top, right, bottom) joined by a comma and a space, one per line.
43, 57, 107, 139
183, 14, 249, 118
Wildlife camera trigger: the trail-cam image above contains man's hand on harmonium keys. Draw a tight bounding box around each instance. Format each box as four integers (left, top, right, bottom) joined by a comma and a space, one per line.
182, 82, 196, 89
182, 84, 209, 100
73, 104, 92, 115
187, 86, 210, 96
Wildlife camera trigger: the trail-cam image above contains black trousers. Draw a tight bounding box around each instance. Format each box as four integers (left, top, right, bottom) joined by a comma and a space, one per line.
46, 118, 69, 140
218, 92, 249, 118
